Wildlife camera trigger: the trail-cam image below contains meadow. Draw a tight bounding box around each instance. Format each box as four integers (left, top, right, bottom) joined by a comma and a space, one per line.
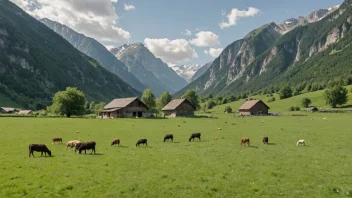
1, 111, 352, 198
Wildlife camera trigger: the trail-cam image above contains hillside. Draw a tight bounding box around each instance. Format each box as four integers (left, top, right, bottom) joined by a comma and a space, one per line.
190, 61, 213, 82
177, 0, 352, 97
110, 43, 188, 95
0, 0, 140, 110
40, 18, 146, 92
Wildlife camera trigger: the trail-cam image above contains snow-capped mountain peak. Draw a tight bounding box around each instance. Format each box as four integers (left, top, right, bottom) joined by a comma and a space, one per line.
171, 64, 203, 82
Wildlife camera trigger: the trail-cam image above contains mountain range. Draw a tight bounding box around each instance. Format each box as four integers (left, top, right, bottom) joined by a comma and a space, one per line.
176, 0, 352, 97
0, 0, 140, 109
171, 64, 202, 82
110, 43, 188, 96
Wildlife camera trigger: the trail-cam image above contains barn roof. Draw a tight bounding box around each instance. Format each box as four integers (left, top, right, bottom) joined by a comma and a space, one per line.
162, 99, 196, 111
0, 107, 17, 112
104, 97, 148, 110
238, 100, 270, 110
18, 110, 32, 114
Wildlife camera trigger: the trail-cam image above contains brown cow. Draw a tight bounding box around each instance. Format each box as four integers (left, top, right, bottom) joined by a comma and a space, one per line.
189, 133, 201, 142
77, 141, 96, 154
241, 137, 250, 146
164, 134, 173, 142
29, 144, 52, 157
111, 139, 120, 146
136, 139, 147, 147
52, 137, 62, 144
263, 136, 269, 144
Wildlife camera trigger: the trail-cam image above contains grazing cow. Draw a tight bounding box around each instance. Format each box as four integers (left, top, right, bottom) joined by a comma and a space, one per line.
241, 137, 250, 146
66, 140, 81, 150
189, 133, 201, 142
77, 141, 96, 154
164, 134, 173, 142
296, 140, 306, 146
111, 139, 120, 146
136, 139, 148, 147
263, 136, 269, 144
29, 144, 51, 157
52, 137, 62, 144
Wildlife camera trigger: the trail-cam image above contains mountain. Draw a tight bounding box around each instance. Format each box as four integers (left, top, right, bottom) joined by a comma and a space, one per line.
0, 0, 140, 109
176, 0, 352, 97
40, 18, 146, 92
110, 43, 188, 95
171, 64, 202, 82
190, 62, 213, 82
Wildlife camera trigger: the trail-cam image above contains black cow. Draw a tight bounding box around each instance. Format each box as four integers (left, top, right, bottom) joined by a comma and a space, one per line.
136, 139, 148, 147
77, 141, 96, 154
29, 144, 52, 157
164, 134, 173, 142
189, 133, 201, 142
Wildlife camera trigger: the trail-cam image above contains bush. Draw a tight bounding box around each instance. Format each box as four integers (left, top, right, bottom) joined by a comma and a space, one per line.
280, 85, 293, 99
224, 106, 232, 113
289, 106, 295, 111
295, 106, 301, 111
301, 98, 312, 108
267, 97, 276, 103
207, 100, 216, 110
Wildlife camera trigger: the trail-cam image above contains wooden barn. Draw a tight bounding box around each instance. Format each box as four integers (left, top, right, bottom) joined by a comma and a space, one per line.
100, 97, 148, 119
0, 107, 18, 114
238, 100, 270, 116
162, 99, 195, 118
18, 110, 33, 115
306, 107, 318, 112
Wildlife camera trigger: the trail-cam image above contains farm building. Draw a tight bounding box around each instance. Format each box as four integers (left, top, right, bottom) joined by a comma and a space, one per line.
238, 100, 270, 116
162, 99, 195, 117
0, 107, 18, 114
306, 107, 318, 112
18, 110, 33, 115
100, 97, 148, 119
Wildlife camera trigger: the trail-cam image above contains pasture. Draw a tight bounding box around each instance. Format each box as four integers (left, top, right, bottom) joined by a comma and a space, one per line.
1, 113, 352, 197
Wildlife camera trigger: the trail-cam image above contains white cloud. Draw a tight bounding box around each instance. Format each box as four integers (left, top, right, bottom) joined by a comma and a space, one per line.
12, 0, 131, 43
124, 3, 135, 11
144, 38, 198, 65
220, 7, 260, 29
183, 29, 193, 36
190, 31, 220, 47
204, 48, 223, 58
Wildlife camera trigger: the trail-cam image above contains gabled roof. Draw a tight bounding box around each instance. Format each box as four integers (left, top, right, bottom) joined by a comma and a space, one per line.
162, 99, 196, 111
0, 107, 17, 112
238, 100, 270, 110
18, 110, 33, 114
104, 97, 148, 110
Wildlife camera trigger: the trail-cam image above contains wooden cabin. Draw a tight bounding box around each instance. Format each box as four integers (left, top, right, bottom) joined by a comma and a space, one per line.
18, 110, 33, 115
0, 107, 18, 114
238, 100, 270, 116
100, 97, 148, 119
162, 99, 195, 118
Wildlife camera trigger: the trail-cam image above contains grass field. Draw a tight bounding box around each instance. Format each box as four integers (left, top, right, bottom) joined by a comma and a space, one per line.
1, 112, 352, 197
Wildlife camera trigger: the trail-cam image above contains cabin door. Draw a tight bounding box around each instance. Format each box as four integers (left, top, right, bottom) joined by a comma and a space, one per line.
133, 112, 137, 117
138, 112, 143, 117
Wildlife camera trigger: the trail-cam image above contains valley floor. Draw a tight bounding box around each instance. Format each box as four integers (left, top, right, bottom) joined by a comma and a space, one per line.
1, 113, 352, 197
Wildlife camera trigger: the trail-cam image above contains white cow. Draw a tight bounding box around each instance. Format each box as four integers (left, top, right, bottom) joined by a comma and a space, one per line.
296, 140, 306, 146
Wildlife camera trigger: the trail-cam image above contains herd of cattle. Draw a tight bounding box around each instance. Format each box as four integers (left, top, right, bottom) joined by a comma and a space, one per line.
28, 134, 306, 157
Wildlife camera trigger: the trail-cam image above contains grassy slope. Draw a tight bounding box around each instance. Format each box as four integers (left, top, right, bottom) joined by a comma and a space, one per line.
0, 93, 22, 108
1, 112, 352, 197
207, 85, 352, 114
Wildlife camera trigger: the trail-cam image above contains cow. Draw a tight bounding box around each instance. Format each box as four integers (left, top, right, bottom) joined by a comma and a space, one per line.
296, 140, 306, 146
189, 133, 201, 142
136, 139, 148, 147
66, 140, 81, 150
52, 137, 62, 144
77, 141, 96, 154
241, 137, 250, 146
263, 136, 269, 144
164, 134, 173, 142
111, 139, 120, 146
29, 144, 52, 157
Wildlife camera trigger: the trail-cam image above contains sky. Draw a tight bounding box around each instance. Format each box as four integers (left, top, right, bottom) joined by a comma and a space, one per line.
13, 0, 342, 67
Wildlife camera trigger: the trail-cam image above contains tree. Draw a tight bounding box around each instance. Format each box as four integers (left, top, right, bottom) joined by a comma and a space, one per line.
301, 98, 312, 108
89, 101, 96, 111
182, 90, 199, 110
142, 89, 156, 110
279, 85, 292, 99
94, 102, 106, 115
207, 100, 216, 110
49, 87, 86, 117
159, 92, 172, 109
323, 85, 348, 108
224, 106, 232, 113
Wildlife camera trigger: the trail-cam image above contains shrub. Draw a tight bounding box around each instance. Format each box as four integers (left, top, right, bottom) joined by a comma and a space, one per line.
301, 98, 312, 108
295, 106, 301, 111
289, 106, 295, 111
280, 85, 293, 99
267, 97, 276, 103
224, 106, 232, 113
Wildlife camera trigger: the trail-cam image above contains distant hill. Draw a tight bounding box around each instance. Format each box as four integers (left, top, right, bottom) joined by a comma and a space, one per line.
177, 1, 352, 97
110, 43, 188, 96
40, 18, 146, 92
0, 0, 140, 110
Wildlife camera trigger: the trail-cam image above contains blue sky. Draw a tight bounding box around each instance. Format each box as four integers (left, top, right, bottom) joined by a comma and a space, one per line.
14, 0, 343, 66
